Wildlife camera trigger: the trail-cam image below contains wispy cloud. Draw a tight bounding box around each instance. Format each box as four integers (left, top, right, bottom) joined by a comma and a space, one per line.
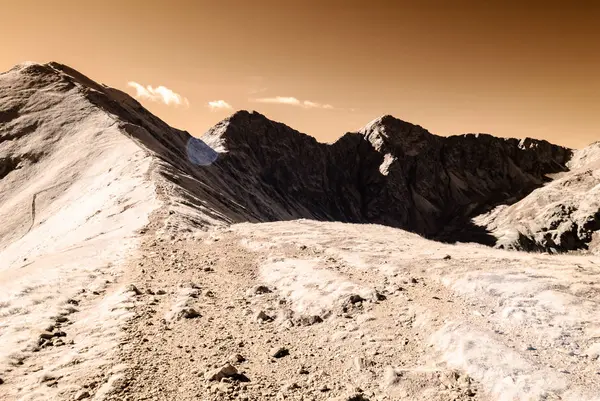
252, 96, 335, 109
207, 100, 233, 111
248, 87, 268, 95
127, 82, 189, 107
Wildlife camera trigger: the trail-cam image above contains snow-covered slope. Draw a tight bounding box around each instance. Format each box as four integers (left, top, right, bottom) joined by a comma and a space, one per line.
476, 142, 600, 253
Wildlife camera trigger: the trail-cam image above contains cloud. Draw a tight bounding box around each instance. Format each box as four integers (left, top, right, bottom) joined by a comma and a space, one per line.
254, 96, 301, 106
207, 100, 233, 111
252, 96, 335, 109
127, 81, 189, 107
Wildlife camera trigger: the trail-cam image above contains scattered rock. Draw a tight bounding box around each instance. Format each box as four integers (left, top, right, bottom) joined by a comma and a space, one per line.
125, 284, 142, 295
207, 363, 238, 382
0, 377, 4, 385
294, 315, 323, 326
319, 384, 331, 392
271, 347, 289, 358
443, 255, 452, 260
39, 331, 54, 340
75, 390, 91, 400
39, 373, 56, 383
383, 366, 401, 386
156, 289, 166, 295
180, 308, 201, 319
252, 285, 272, 295
373, 292, 386, 301
229, 353, 246, 364
281, 381, 300, 392
348, 294, 365, 304
255, 311, 274, 322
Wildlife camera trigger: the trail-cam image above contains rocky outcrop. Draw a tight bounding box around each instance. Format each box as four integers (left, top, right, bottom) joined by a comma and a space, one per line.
192, 112, 572, 244
2, 62, 595, 252
476, 142, 600, 253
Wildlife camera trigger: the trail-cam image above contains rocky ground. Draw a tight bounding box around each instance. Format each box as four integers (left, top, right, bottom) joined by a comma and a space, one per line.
60, 215, 600, 401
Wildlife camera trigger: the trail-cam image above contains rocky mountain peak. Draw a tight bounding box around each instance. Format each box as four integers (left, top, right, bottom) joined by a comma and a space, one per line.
359, 114, 436, 155
201, 109, 322, 154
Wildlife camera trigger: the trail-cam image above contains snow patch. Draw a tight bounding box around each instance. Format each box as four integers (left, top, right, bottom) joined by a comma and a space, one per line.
260, 258, 375, 316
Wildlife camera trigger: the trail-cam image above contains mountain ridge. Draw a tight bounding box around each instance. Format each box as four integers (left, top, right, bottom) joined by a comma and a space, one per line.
2, 61, 598, 252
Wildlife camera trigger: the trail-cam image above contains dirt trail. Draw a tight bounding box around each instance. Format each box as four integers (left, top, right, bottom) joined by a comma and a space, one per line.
86, 217, 599, 401
106, 229, 484, 401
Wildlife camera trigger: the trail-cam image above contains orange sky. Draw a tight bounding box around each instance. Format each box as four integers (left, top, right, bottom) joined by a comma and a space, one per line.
1, 1, 599, 148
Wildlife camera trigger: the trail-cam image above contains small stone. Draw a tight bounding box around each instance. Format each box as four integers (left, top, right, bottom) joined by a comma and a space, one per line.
125, 284, 142, 295
319, 384, 331, 392
156, 289, 166, 295
55, 316, 68, 323
39, 373, 56, 383
229, 353, 246, 364
443, 255, 452, 260
348, 294, 365, 304
374, 292, 386, 301
39, 331, 54, 340
255, 311, 273, 322
53, 339, 65, 347
216, 382, 232, 393
410, 278, 418, 284
181, 308, 201, 319
253, 285, 272, 295
53, 331, 67, 338
281, 382, 300, 391
271, 347, 289, 358
295, 315, 323, 326
75, 390, 91, 400
383, 366, 400, 386
0, 377, 4, 385
207, 363, 238, 382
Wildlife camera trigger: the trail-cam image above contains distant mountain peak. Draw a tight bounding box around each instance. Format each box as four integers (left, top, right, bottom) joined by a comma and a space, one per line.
358, 114, 435, 154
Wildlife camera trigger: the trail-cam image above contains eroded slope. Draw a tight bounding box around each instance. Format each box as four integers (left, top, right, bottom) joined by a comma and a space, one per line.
0, 63, 160, 399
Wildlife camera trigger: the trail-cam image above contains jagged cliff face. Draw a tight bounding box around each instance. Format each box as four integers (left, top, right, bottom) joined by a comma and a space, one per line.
476, 142, 600, 253
194, 112, 572, 241
2, 62, 596, 252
